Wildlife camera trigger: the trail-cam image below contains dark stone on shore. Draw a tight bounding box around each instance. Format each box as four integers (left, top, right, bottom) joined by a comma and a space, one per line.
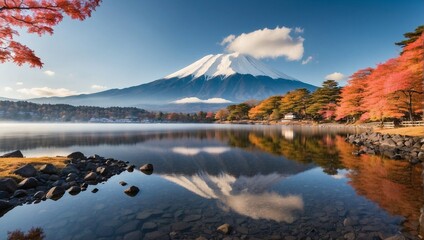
18, 177, 38, 189
61, 165, 79, 175
40, 164, 58, 174
12, 189, 28, 198
0, 178, 17, 193
1, 150, 24, 158
96, 166, 108, 176
126, 165, 135, 172
84, 172, 97, 181
67, 152, 86, 160
67, 186, 81, 195
119, 181, 128, 186
92, 188, 99, 193
346, 132, 424, 161
46, 186, 65, 200
124, 186, 139, 197
0, 200, 14, 217
13, 164, 37, 177
33, 191, 45, 199
217, 223, 232, 234
140, 163, 154, 175
0, 191, 10, 199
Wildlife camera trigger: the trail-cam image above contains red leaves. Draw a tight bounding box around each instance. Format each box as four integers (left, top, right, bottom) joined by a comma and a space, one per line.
336, 33, 424, 121
0, 0, 101, 67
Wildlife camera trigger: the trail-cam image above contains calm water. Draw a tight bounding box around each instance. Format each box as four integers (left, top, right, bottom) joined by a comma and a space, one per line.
0, 123, 422, 240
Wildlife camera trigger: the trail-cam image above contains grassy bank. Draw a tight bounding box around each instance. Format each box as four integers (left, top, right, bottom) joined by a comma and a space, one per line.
0, 157, 69, 181
374, 126, 424, 137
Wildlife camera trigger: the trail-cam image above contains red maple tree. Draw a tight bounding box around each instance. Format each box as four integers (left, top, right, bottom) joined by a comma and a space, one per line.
0, 0, 100, 67
335, 67, 373, 121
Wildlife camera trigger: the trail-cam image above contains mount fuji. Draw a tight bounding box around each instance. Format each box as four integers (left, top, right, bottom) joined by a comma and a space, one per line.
29, 53, 316, 111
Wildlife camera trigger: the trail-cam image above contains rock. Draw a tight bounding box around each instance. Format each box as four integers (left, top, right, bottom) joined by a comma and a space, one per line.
46, 186, 65, 200
196, 237, 208, 240
13, 164, 37, 177
12, 189, 28, 198
84, 172, 97, 181
1, 150, 24, 158
344, 232, 355, 240
67, 152, 86, 160
124, 186, 139, 196
126, 165, 135, 172
343, 217, 358, 226
0, 200, 14, 217
33, 191, 45, 199
418, 152, 424, 160
144, 231, 167, 240
123, 231, 142, 240
217, 223, 232, 234
384, 235, 407, 240
183, 214, 201, 222
61, 165, 79, 175
136, 211, 153, 220
119, 181, 128, 186
0, 178, 17, 193
66, 173, 78, 182
381, 139, 397, 148
49, 175, 60, 181
236, 226, 249, 235
0, 191, 10, 199
142, 222, 158, 232
172, 222, 191, 232
96, 166, 108, 176
18, 177, 38, 189
39, 164, 57, 174
116, 220, 139, 234
67, 186, 81, 195
140, 163, 154, 175
92, 188, 99, 193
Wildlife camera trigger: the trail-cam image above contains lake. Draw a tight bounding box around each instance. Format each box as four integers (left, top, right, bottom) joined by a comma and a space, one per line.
0, 123, 422, 240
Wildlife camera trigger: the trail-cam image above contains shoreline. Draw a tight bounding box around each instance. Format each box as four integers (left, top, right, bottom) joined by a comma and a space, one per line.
0, 151, 141, 218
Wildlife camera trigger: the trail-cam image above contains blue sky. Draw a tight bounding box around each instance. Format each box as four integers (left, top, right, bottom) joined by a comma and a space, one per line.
0, 0, 423, 99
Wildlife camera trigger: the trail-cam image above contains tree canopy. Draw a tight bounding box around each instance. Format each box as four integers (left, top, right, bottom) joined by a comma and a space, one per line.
0, 0, 101, 67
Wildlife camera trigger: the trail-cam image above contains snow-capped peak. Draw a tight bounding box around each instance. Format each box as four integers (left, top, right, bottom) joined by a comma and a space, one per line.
164, 53, 296, 80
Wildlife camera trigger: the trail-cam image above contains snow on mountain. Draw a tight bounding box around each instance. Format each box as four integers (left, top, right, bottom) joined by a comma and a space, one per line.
165, 53, 296, 80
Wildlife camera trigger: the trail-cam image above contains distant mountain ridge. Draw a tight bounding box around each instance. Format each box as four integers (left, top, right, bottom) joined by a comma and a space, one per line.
28, 53, 317, 112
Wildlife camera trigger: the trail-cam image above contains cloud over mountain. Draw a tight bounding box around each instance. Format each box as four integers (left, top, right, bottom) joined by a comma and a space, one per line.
221, 27, 304, 60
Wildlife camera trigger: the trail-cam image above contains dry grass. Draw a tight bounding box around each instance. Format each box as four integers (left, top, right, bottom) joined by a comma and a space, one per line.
0, 157, 69, 181
375, 126, 424, 137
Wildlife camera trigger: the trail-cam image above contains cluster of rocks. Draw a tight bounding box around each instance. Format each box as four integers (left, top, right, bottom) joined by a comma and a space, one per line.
0, 151, 150, 217
346, 131, 424, 162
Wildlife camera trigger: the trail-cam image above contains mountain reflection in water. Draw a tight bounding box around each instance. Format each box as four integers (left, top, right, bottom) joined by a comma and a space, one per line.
162, 172, 303, 223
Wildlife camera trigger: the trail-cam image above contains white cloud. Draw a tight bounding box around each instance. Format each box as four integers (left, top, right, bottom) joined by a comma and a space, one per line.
17, 87, 77, 97
294, 27, 304, 33
4, 87, 13, 92
16, 82, 23, 85
220, 34, 236, 46
172, 147, 230, 156
221, 26, 304, 60
173, 97, 232, 104
301, 56, 313, 65
325, 72, 345, 81
91, 84, 108, 90
44, 70, 55, 76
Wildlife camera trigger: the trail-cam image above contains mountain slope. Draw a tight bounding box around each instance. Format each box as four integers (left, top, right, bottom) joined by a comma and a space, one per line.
29, 53, 317, 111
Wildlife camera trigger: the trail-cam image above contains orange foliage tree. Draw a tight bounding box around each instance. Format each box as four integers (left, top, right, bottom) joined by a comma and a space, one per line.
0, 0, 101, 67
335, 68, 373, 121
336, 27, 423, 122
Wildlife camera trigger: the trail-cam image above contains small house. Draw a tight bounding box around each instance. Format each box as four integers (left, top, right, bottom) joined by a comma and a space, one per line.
283, 113, 297, 120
